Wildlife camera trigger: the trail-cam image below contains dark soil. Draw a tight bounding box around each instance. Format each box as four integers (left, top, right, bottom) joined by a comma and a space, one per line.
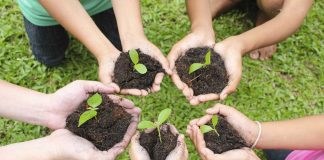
113, 49, 164, 90
176, 47, 228, 96
139, 125, 178, 160
66, 94, 132, 151
204, 116, 248, 154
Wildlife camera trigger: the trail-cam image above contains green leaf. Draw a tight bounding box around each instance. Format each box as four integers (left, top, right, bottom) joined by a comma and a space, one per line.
200, 125, 214, 134
212, 115, 218, 128
189, 63, 204, 74
78, 110, 97, 127
87, 93, 102, 108
134, 63, 147, 74
205, 50, 211, 65
129, 49, 139, 64
138, 121, 156, 129
157, 108, 171, 125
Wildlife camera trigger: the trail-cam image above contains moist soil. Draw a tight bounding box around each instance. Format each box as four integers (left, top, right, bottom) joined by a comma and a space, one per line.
113, 49, 164, 90
139, 125, 178, 160
176, 47, 229, 96
204, 116, 248, 154
66, 94, 132, 151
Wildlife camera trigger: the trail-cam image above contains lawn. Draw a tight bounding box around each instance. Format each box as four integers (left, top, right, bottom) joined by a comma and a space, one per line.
0, 0, 323, 159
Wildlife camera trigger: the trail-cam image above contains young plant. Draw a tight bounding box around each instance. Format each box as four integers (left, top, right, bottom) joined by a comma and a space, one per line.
137, 108, 172, 143
189, 49, 211, 74
200, 115, 220, 136
78, 93, 102, 127
129, 49, 148, 74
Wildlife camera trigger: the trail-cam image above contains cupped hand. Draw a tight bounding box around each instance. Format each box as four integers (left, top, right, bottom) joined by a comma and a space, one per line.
98, 51, 121, 92
121, 38, 172, 96
186, 125, 259, 160
214, 36, 244, 100
129, 124, 188, 160
49, 129, 125, 160
167, 32, 218, 105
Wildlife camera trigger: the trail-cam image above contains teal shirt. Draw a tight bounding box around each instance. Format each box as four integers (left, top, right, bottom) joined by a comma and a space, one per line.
18, 0, 112, 26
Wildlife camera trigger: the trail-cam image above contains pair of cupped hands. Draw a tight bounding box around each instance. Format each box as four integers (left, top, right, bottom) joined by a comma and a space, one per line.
44, 81, 260, 160
99, 32, 244, 105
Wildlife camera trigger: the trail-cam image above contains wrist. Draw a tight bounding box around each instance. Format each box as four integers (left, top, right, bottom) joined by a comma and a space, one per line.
191, 26, 215, 42
120, 32, 147, 51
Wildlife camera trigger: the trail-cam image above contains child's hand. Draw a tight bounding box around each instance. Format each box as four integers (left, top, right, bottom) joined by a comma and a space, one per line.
121, 38, 172, 96
129, 124, 188, 160
214, 36, 245, 100
167, 32, 216, 105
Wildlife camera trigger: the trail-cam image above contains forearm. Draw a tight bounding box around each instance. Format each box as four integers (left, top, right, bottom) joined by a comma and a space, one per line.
112, 0, 146, 51
186, 0, 214, 35
0, 136, 55, 160
0, 80, 50, 127
39, 0, 119, 60
257, 115, 324, 150
237, 0, 312, 54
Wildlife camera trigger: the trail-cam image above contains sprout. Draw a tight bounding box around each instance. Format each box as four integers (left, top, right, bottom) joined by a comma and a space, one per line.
78, 93, 102, 127
200, 115, 220, 136
129, 49, 148, 74
189, 49, 211, 74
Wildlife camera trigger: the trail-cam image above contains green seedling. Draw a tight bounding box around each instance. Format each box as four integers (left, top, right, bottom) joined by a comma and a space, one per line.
200, 115, 220, 136
189, 49, 211, 74
129, 49, 148, 74
137, 108, 172, 143
78, 93, 102, 127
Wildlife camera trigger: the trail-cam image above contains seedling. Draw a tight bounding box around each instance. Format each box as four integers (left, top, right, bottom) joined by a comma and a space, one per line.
200, 115, 220, 136
129, 49, 147, 74
137, 108, 172, 143
78, 93, 102, 127
189, 49, 211, 74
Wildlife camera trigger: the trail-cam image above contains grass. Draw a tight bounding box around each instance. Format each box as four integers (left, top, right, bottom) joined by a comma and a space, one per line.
0, 0, 323, 159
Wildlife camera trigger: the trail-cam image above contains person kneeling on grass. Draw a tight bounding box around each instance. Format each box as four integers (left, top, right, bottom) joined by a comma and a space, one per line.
187, 104, 324, 160
17, 0, 171, 96
0, 80, 140, 160
168, 0, 313, 105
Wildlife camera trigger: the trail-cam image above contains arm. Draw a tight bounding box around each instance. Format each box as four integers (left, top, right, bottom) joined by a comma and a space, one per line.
258, 115, 324, 150
238, 0, 313, 54
38, 0, 119, 60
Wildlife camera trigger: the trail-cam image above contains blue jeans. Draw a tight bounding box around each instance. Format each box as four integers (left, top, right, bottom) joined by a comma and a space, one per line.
264, 149, 292, 160
23, 9, 122, 67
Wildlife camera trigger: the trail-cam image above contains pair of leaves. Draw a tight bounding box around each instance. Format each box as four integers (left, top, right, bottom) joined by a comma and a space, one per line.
137, 108, 172, 130
129, 49, 148, 74
200, 115, 219, 136
78, 93, 103, 127
189, 49, 211, 74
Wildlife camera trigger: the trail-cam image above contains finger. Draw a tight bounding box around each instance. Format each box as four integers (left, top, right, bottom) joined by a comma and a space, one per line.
193, 125, 206, 152
196, 115, 213, 126
154, 73, 164, 85
220, 73, 241, 100
205, 103, 233, 118
186, 125, 193, 138
120, 89, 142, 96
141, 89, 149, 96
168, 124, 179, 135
166, 134, 188, 160
201, 148, 218, 160
182, 85, 193, 99
198, 94, 219, 102
107, 95, 135, 108
77, 80, 116, 94
249, 50, 259, 60
171, 73, 185, 90
106, 146, 124, 159
189, 119, 199, 126
152, 84, 161, 92
154, 50, 172, 75
167, 45, 181, 71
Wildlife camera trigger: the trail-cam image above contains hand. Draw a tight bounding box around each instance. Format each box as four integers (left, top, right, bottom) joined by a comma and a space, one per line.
129, 124, 188, 160
49, 129, 126, 160
186, 125, 259, 160
214, 36, 244, 100
121, 37, 172, 96
98, 50, 122, 92
44, 80, 116, 130
167, 31, 216, 105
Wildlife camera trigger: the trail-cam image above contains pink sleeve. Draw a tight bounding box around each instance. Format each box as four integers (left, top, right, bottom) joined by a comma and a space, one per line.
286, 150, 324, 160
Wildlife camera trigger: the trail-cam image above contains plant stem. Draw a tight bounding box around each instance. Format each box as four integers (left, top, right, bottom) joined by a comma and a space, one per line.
214, 129, 220, 137
157, 125, 162, 143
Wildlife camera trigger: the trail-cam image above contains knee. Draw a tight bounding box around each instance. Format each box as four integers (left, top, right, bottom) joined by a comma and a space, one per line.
30, 43, 67, 67
256, 0, 284, 17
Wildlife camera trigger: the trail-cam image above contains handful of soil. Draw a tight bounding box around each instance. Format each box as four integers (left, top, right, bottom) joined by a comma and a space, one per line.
204, 116, 248, 154
66, 94, 132, 151
139, 125, 178, 160
176, 47, 229, 96
113, 49, 164, 90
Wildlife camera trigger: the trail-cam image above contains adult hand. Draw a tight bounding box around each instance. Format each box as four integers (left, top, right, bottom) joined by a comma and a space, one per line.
167, 31, 216, 105
129, 124, 188, 160
214, 36, 244, 100
49, 129, 126, 160
44, 80, 116, 130
121, 37, 172, 96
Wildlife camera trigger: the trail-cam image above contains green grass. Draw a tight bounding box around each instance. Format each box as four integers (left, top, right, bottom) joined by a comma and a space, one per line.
0, 0, 323, 159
